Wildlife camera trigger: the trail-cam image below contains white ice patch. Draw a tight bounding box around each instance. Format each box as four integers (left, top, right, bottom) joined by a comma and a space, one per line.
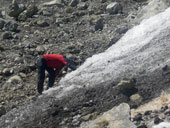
153, 122, 170, 128
59, 7, 170, 90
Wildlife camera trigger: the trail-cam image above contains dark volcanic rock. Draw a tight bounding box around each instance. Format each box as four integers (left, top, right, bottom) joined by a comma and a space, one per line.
2, 32, 13, 39
3, 21, 18, 32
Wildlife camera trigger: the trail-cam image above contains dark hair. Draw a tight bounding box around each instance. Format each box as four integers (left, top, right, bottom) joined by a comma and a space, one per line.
63, 56, 76, 70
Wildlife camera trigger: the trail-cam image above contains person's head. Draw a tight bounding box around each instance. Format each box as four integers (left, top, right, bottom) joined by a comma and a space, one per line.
63, 55, 76, 71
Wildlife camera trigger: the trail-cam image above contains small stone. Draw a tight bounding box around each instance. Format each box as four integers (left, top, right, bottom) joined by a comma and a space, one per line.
65, 7, 74, 13
130, 93, 143, 105
133, 0, 147, 2
43, 0, 65, 7
116, 27, 128, 34
25, 4, 38, 18
0, 19, 5, 29
19, 72, 26, 78
2, 68, 14, 76
70, 0, 79, 7
106, 2, 122, 15
56, 18, 64, 24
101, 0, 107, 3
36, 46, 45, 53
144, 110, 152, 116
18, 12, 27, 21
37, 20, 49, 27
7, 75, 22, 83
154, 117, 163, 125
160, 105, 168, 112
0, 11, 3, 18
3, 21, 18, 32
81, 0, 88, 2
81, 113, 92, 121
42, 10, 52, 16
164, 110, 170, 116
133, 113, 142, 121
117, 79, 136, 90
0, 105, 6, 117
78, 3, 88, 10
162, 65, 168, 71
137, 124, 147, 128
95, 18, 103, 31
2, 32, 13, 39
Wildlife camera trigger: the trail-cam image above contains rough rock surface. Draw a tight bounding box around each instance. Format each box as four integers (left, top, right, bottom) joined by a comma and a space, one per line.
80, 103, 136, 128
0, 0, 170, 128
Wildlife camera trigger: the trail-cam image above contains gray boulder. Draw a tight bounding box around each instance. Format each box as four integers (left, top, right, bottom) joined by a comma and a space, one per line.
18, 5, 38, 21
80, 103, 136, 128
106, 2, 122, 15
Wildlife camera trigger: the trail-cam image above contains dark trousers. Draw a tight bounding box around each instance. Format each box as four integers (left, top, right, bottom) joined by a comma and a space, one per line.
37, 56, 56, 94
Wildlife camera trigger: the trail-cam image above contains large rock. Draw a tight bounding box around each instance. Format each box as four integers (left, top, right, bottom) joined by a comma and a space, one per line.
80, 103, 136, 128
18, 4, 38, 21
8, 1, 26, 18
106, 2, 122, 15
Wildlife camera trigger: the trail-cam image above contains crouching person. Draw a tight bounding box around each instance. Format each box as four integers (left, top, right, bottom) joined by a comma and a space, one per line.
37, 54, 76, 94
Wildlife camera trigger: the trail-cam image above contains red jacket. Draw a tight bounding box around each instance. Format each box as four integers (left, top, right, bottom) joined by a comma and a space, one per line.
43, 54, 67, 74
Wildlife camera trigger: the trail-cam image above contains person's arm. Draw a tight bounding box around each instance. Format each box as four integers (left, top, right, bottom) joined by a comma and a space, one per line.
55, 68, 60, 77
66, 63, 76, 70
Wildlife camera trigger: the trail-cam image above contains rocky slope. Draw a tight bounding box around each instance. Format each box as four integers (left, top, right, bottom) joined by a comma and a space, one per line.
0, 0, 146, 114
0, 0, 170, 128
